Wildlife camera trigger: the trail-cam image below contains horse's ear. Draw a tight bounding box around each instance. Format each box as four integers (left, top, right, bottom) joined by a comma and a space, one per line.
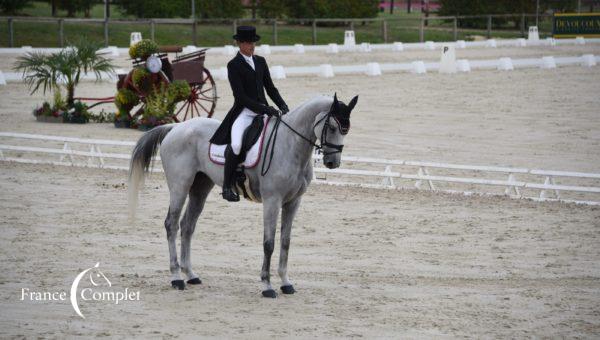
348, 95, 358, 112
333, 93, 339, 108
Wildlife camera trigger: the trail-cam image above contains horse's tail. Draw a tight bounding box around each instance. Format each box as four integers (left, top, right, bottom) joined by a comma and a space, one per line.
128, 124, 174, 222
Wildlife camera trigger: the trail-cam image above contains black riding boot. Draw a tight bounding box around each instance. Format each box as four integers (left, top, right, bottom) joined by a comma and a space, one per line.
222, 145, 240, 202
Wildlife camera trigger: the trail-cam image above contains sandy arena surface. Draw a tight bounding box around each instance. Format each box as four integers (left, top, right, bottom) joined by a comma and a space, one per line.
1, 42, 600, 338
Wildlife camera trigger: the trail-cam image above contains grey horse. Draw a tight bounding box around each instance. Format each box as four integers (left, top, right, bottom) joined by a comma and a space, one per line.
128, 94, 358, 298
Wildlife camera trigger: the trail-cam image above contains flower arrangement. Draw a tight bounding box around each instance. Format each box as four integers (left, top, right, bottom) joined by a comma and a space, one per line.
115, 88, 139, 111
32, 90, 67, 122
131, 67, 152, 93
128, 39, 159, 60
168, 80, 191, 102
15, 39, 114, 123
63, 101, 91, 124
137, 83, 176, 130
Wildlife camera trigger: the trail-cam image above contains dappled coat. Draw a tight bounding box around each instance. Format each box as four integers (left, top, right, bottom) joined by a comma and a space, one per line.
209, 52, 287, 145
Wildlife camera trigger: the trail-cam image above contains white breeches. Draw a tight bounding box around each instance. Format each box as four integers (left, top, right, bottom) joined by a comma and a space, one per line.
231, 108, 258, 155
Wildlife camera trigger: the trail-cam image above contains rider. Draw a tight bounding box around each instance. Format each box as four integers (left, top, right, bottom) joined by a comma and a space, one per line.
209, 26, 289, 202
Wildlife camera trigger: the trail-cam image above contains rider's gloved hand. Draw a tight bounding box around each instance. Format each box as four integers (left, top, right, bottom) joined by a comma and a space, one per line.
279, 104, 289, 115
264, 106, 280, 117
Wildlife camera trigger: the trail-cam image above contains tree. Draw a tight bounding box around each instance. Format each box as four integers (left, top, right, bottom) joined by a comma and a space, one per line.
117, 0, 190, 18
258, 0, 287, 19
285, 0, 379, 19
0, 0, 33, 14
55, 0, 96, 17
197, 0, 244, 18
14, 39, 115, 107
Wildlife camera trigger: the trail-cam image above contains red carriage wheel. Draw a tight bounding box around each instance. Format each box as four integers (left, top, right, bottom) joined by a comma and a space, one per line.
173, 68, 217, 122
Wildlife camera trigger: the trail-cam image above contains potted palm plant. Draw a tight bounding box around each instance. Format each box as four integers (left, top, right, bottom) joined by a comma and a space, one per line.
14, 39, 115, 123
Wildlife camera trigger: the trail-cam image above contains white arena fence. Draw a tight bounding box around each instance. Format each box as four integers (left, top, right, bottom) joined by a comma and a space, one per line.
1, 54, 598, 85
1, 132, 599, 206
1, 37, 599, 57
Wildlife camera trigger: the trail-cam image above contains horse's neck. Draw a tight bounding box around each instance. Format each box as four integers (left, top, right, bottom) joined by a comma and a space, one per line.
280, 98, 331, 162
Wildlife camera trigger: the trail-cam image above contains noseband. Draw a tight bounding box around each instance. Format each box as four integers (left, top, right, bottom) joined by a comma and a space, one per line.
314, 111, 345, 156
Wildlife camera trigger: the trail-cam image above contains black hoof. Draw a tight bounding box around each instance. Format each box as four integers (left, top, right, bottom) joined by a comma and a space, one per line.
280, 285, 296, 294
187, 277, 202, 285
171, 280, 185, 290
262, 289, 277, 298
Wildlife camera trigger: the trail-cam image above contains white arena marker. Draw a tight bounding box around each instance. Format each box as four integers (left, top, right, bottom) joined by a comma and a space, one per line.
541, 56, 556, 69
457, 59, 471, 72
365, 62, 381, 76
223, 45, 236, 56
0, 70, 6, 85
182, 45, 197, 54
576, 36, 586, 45
516, 38, 527, 47
546, 37, 556, 46
271, 65, 286, 79
439, 44, 457, 74
294, 44, 305, 54
497, 57, 514, 71
582, 54, 596, 67
319, 64, 334, 78
259, 44, 271, 55
130, 32, 142, 47
425, 41, 435, 50
456, 40, 466, 49
215, 67, 228, 80
528, 26, 539, 41
344, 30, 356, 47
359, 43, 372, 52
327, 43, 339, 54
486, 39, 497, 48
392, 42, 404, 51
411, 61, 427, 74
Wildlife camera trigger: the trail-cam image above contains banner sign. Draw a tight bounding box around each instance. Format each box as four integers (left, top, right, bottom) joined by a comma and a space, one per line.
553, 13, 600, 38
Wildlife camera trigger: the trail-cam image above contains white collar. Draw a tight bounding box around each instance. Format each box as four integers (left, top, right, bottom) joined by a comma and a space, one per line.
241, 53, 253, 62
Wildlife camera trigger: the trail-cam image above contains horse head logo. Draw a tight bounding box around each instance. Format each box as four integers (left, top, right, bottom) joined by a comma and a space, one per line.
70, 263, 111, 319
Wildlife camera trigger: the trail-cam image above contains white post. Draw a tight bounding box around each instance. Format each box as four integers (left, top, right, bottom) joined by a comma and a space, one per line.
439, 44, 457, 74
504, 173, 520, 196
95, 145, 105, 167
382, 165, 395, 188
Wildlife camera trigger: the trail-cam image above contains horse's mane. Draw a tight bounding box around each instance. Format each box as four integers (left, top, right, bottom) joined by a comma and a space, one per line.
288, 95, 333, 117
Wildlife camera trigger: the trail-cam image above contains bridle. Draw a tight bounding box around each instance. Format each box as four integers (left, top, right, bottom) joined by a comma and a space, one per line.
261, 105, 347, 176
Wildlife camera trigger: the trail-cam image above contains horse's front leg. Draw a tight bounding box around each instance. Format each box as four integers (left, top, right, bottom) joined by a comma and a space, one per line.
279, 196, 302, 295
261, 196, 281, 298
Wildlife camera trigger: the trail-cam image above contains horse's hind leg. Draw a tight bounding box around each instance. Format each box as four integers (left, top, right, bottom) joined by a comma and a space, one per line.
164, 170, 196, 290
180, 172, 214, 285
165, 194, 186, 290
279, 196, 302, 295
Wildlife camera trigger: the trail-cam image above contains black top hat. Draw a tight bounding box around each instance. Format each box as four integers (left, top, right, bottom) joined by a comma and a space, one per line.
233, 26, 261, 42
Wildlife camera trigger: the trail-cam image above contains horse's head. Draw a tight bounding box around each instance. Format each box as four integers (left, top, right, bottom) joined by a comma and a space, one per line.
313, 93, 358, 169
88, 262, 112, 287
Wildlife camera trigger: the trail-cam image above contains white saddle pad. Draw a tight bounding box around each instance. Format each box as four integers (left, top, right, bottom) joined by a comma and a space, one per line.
209, 115, 271, 169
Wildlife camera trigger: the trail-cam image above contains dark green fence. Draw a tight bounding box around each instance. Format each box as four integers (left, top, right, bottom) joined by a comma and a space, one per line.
0, 14, 554, 48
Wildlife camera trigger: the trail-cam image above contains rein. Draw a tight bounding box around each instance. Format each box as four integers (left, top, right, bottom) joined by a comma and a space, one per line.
260, 110, 344, 176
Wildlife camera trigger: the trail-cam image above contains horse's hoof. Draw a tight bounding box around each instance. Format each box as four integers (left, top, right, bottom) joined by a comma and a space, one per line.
280, 285, 296, 294
187, 277, 202, 285
171, 280, 185, 290
262, 289, 277, 298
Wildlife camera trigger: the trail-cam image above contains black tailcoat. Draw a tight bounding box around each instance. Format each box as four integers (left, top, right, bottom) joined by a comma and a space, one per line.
209, 52, 286, 145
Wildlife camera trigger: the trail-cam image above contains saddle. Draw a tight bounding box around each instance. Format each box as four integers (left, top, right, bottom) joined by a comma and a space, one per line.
209, 115, 272, 202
